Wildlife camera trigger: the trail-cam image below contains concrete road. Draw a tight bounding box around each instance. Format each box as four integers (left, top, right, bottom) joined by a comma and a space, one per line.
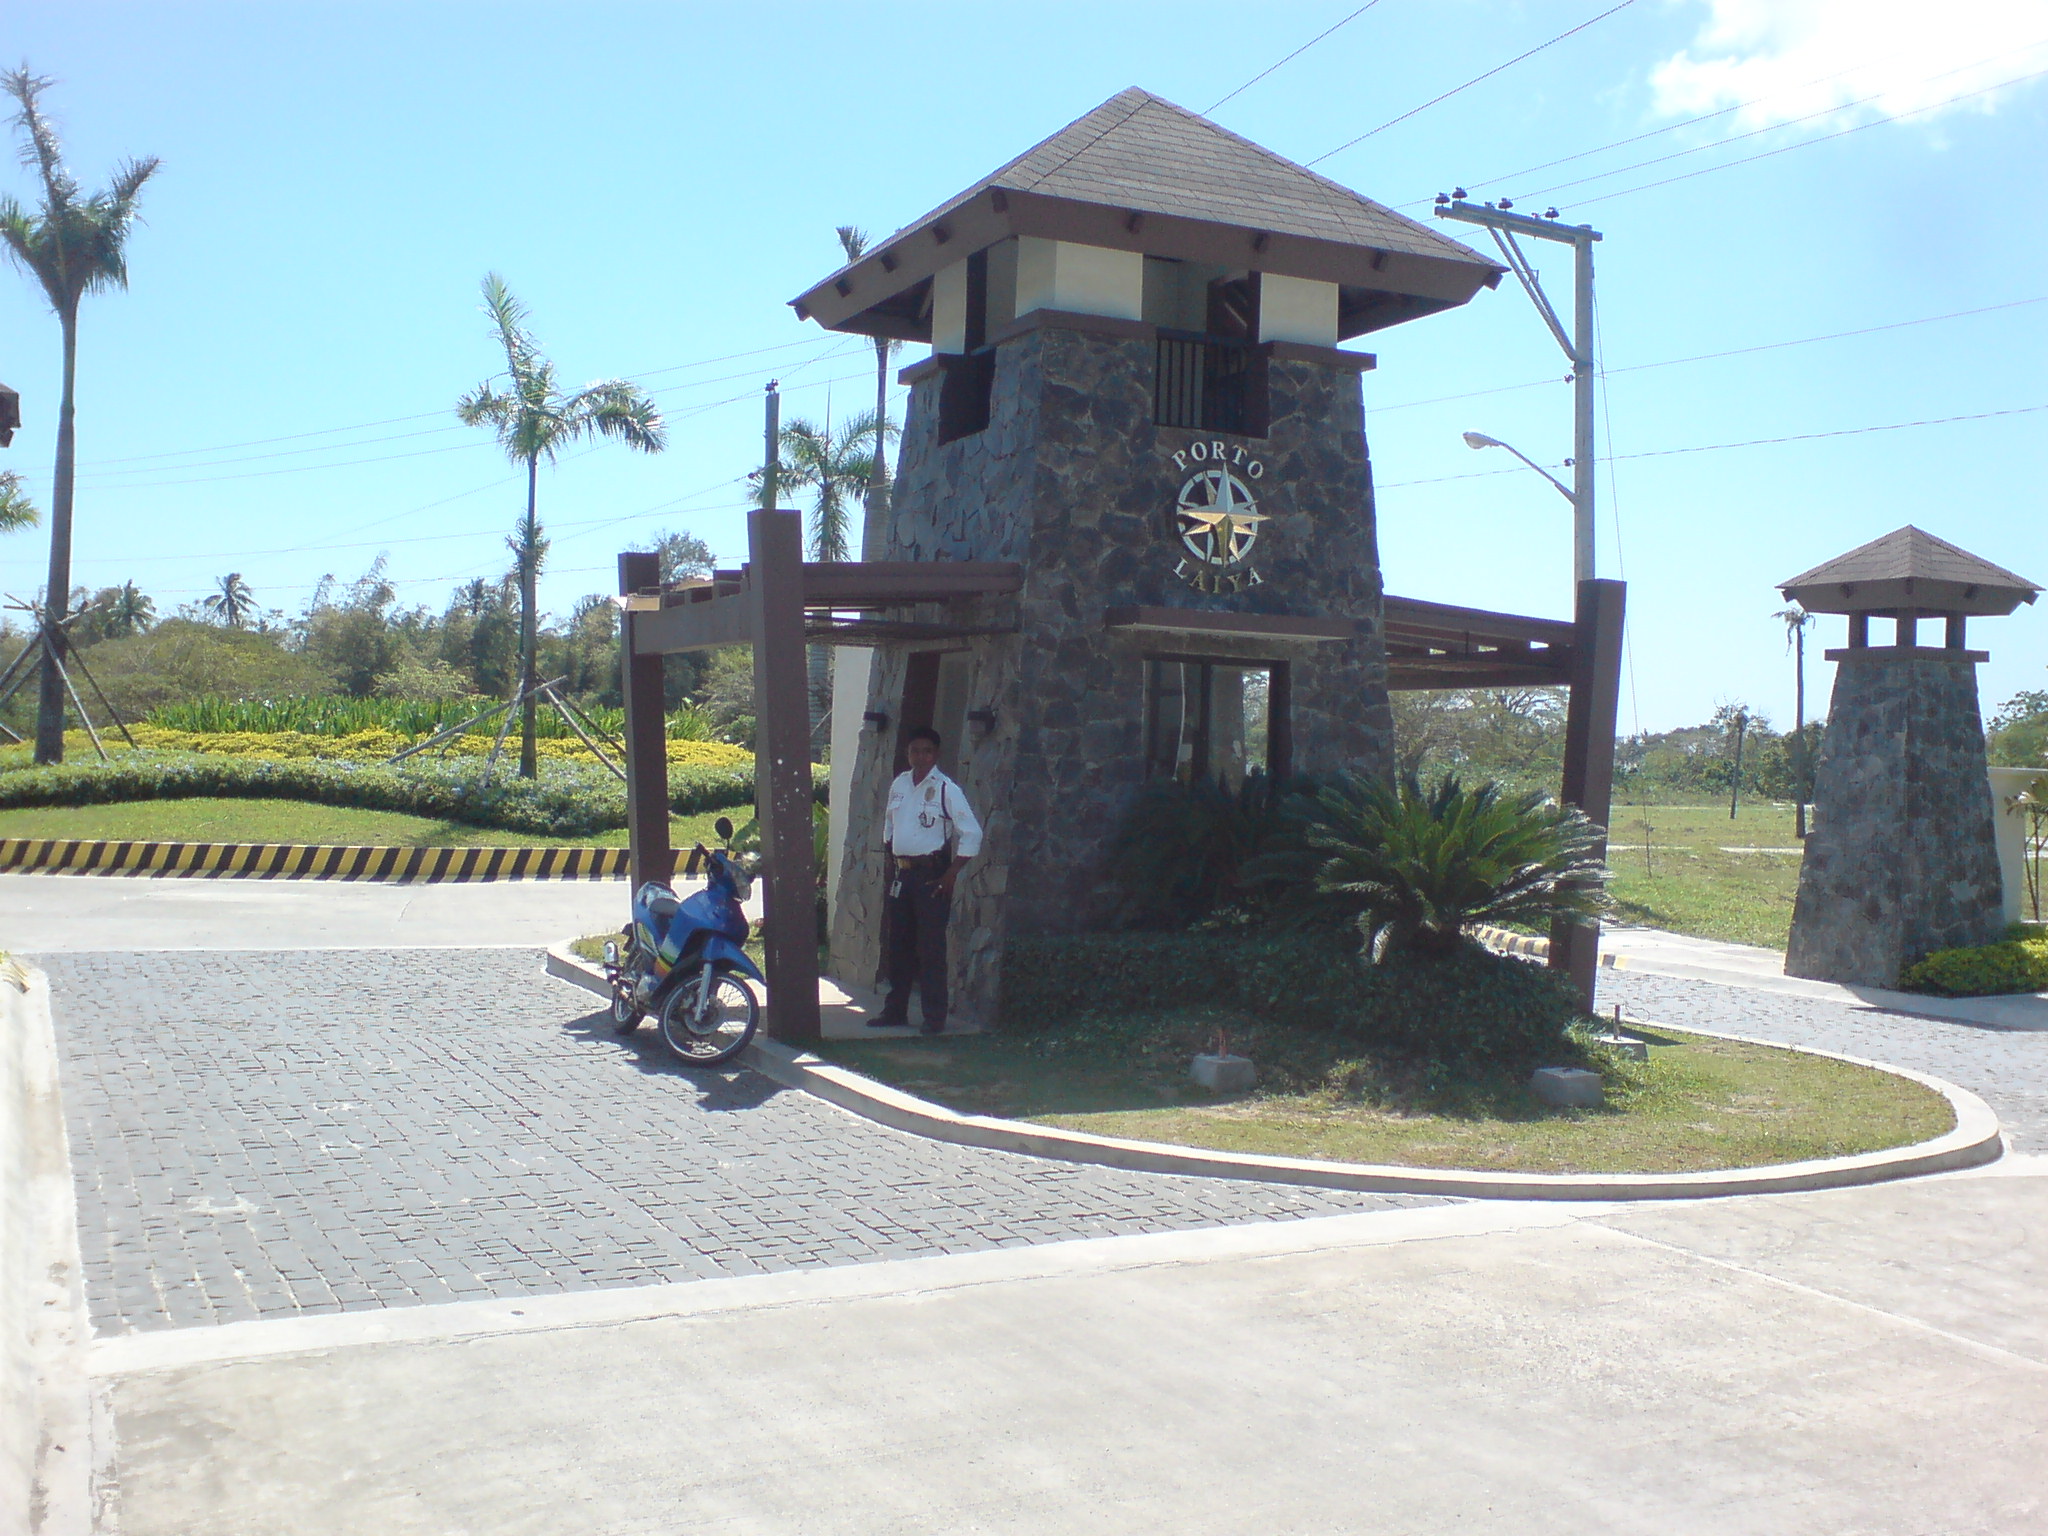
94, 1165, 2047, 1536
1, 871, 629, 951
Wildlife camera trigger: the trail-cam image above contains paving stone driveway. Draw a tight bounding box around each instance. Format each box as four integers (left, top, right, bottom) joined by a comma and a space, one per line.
45, 949, 1436, 1334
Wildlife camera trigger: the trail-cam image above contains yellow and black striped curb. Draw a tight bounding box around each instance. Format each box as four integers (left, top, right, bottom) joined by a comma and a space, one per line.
1470, 924, 1624, 969
0, 838, 627, 881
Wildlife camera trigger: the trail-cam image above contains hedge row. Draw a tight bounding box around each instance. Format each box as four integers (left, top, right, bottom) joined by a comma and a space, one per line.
998, 927, 1588, 1070
0, 751, 762, 839
14, 726, 749, 769
1901, 929, 2048, 997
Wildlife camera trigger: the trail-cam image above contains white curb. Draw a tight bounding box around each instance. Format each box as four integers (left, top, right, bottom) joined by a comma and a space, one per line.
541, 944, 2003, 1202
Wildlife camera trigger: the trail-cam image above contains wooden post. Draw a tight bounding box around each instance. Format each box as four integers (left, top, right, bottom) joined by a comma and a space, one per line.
748, 507, 822, 1044
1551, 578, 1626, 1010
618, 550, 673, 891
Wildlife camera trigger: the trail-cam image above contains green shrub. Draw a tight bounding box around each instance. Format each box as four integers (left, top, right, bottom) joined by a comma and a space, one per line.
1247, 772, 1609, 959
1901, 932, 2048, 997
1103, 772, 1312, 929
999, 927, 1585, 1070
0, 751, 758, 838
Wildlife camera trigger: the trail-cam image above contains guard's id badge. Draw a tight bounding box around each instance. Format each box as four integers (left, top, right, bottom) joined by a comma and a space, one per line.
889, 880, 902, 898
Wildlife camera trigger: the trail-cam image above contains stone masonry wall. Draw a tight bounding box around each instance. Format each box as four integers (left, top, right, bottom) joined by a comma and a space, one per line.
1786, 652, 2005, 988
830, 321, 1394, 1020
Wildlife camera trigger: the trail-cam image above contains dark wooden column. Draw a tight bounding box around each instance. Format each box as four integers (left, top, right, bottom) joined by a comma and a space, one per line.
618, 551, 673, 891
747, 509, 822, 1044
1551, 577, 1626, 1009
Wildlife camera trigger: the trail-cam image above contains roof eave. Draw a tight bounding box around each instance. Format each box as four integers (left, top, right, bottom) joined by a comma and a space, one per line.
791, 187, 1504, 336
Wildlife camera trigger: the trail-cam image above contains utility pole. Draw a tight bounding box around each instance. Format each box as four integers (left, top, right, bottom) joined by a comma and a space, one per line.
1435, 197, 1602, 585
1729, 709, 1748, 821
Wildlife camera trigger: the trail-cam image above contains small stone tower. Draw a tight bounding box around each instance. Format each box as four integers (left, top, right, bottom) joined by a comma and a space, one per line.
790, 89, 1503, 1018
1783, 526, 2039, 987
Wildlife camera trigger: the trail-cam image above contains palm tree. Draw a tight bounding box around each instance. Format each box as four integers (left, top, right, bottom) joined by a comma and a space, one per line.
1776, 604, 1816, 837
203, 573, 255, 628
777, 410, 888, 736
0, 67, 160, 764
834, 226, 899, 559
0, 470, 37, 533
457, 273, 665, 777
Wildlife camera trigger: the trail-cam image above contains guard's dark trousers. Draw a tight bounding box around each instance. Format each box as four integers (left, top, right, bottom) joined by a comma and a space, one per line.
883, 866, 950, 1025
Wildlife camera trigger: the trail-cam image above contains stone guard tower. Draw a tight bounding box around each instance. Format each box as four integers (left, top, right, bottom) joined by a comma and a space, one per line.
1783, 526, 2039, 988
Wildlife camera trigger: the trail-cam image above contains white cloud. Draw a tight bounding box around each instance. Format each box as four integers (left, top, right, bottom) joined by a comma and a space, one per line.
1651, 0, 2048, 132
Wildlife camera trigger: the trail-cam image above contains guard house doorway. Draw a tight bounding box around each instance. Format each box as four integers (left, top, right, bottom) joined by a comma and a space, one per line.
894, 650, 974, 773
1144, 656, 1291, 784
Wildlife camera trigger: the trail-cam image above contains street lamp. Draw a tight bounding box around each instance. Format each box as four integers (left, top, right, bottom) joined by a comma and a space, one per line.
1463, 431, 1576, 505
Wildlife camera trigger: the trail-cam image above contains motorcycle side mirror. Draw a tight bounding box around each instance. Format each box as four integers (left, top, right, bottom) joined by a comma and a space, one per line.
714, 815, 735, 847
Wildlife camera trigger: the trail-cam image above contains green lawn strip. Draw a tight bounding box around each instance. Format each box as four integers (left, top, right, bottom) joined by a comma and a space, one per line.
0, 798, 732, 851
815, 1014, 1951, 1175
1605, 801, 1805, 950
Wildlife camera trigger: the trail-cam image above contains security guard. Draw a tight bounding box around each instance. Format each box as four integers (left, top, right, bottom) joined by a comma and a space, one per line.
872, 726, 983, 1034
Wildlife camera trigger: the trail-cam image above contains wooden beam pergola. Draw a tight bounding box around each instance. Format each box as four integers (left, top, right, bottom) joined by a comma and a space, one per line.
617, 522, 1022, 1046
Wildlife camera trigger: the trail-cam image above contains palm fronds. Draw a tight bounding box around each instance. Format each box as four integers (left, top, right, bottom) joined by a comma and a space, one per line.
0, 470, 37, 532
1252, 772, 1609, 960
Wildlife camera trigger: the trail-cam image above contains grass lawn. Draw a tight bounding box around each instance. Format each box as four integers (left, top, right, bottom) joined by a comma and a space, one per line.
1604, 800, 1806, 950
0, 797, 737, 850
816, 1010, 1950, 1175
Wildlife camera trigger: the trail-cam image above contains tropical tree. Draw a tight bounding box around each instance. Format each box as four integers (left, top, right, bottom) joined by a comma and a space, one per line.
457, 273, 665, 777
0, 67, 160, 764
1250, 772, 1609, 960
202, 573, 255, 628
834, 226, 900, 559
0, 469, 37, 533
777, 409, 887, 736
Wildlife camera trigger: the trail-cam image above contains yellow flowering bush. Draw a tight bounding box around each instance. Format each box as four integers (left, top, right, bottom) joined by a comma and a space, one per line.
108, 725, 750, 769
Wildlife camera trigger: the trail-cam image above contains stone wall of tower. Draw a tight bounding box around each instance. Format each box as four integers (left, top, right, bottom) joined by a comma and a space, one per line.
1785, 651, 2005, 988
828, 317, 1395, 1021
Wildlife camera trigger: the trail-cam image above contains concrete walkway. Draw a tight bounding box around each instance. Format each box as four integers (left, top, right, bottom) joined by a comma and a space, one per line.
1, 869, 629, 952
93, 1166, 2048, 1535
1600, 923, 2048, 1031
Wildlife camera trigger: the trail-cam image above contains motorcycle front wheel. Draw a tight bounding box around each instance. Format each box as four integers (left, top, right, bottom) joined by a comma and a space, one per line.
658, 970, 759, 1067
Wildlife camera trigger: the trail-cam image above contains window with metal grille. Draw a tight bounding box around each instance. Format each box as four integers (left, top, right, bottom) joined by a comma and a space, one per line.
1154, 331, 1267, 437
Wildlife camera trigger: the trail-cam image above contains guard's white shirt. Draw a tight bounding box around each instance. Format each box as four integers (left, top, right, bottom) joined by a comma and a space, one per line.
884, 767, 983, 859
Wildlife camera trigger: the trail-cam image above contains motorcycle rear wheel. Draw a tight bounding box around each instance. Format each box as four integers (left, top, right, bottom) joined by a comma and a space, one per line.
658, 970, 759, 1067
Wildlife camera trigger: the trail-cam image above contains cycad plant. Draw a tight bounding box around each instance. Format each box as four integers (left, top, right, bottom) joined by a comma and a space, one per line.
1255, 772, 1608, 960
0, 67, 160, 763
457, 274, 665, 777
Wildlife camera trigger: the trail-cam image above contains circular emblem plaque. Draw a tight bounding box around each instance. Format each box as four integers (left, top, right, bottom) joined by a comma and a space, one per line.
1167, 442, 1268, 593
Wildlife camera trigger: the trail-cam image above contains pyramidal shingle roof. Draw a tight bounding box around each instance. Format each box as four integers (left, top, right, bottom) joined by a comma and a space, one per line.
792, 89, 1502, 342
899, 88, 1492, 269
1780, 525, 2039, 616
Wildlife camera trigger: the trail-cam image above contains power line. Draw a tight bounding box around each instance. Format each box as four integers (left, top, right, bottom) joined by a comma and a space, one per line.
1367, 295, 2048, 416
1376, 401, 2046, 489
1205, 1, 1387, 114
1432, 36, 2048, 205
1573, 65, 2048, 208
1306, 1, 1639, 166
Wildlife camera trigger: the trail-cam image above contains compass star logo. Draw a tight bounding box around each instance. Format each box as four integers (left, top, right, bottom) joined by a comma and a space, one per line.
1175, 466, 1267, 567
1168, 445, 1270, 592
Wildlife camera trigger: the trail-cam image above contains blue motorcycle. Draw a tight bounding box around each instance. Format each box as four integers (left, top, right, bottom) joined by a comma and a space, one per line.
603, 816, 763, 1066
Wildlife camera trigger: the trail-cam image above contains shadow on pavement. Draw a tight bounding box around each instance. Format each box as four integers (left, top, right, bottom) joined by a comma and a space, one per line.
558, 1005, 786, 1110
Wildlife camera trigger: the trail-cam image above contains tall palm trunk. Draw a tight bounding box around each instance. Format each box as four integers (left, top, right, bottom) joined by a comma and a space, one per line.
518, 457, 539, 779
860, 336, 892, 559
33, 308, 78, 764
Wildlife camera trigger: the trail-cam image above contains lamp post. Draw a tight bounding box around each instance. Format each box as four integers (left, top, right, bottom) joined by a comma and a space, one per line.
1435, 198, 1601, 585
1462, 430, 1575, 504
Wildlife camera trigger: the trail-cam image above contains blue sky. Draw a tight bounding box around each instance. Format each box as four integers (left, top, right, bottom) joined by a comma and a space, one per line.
2, 0, 2044, 732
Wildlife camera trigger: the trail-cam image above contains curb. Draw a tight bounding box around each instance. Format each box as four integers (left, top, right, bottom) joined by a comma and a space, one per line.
540, 946, 2003, 1202
1471, 923, 1625, 968
1, 838, 627, 881
1, 962, 93, 1534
